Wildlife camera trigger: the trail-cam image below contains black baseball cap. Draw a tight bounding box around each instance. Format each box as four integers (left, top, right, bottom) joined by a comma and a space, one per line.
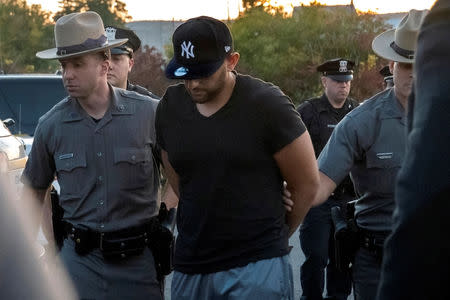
165, 16, 233, 80
317, 58, 355, 82
105, 26, 141, 56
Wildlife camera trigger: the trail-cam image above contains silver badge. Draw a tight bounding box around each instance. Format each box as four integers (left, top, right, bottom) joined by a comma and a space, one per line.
105, 27, 117, 41
339, 60, 348, 73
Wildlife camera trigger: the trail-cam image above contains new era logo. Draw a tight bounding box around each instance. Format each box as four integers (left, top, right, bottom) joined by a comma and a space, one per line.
181, 41, 195, 59
224, 46, 231, 53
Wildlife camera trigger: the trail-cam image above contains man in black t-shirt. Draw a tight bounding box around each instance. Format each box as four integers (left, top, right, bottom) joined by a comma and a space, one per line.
156, 16, 319, 299
297, 59, 358, 300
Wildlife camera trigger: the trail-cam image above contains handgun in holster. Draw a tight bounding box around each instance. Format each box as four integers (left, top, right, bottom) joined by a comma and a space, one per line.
50, 187, 65, 251
331, 200, 359, 272
148, 202, 176, 281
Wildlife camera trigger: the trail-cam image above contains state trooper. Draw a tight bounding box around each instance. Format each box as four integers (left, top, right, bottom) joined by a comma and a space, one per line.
21, 11, 163, 299
104, 25, 179, 219
105, 25, 160, 98
297, 58, 358, 300
310, 10, 428, 300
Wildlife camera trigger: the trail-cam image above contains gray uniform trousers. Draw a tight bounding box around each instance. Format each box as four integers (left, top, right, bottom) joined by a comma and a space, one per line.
60, 238, 162, 300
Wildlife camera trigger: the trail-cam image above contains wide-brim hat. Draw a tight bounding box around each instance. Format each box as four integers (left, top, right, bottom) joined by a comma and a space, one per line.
372, 9, 428, 63
36, 11, 128, 60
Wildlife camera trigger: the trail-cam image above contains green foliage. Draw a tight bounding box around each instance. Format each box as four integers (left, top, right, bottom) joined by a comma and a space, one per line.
232, 3, 389, 104
54, 0, 131, 26
0, 0, 58, 73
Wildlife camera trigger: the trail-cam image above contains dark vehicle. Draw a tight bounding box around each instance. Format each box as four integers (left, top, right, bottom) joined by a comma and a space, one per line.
0, 74, 67, 136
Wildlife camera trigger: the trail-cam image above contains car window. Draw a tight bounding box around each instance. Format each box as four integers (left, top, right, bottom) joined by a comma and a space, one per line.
0, 76, 67, 136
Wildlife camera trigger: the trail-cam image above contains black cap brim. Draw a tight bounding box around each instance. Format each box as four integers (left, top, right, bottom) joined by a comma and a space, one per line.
165, 57, 224, 79
327, 74, 353, 82
110, 47, 131, 55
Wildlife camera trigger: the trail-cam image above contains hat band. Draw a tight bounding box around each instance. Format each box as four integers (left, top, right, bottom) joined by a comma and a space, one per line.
390, 41, 414, 60
57, 35, 107, 56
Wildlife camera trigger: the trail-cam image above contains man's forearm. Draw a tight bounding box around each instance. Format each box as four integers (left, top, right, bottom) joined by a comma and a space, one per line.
312, 171, 337, 206
21, 185, 47, 237
286, 180, 319, 236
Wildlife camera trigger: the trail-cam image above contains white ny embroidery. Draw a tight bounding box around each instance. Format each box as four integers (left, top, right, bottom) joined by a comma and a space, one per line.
181, 41, 195, 59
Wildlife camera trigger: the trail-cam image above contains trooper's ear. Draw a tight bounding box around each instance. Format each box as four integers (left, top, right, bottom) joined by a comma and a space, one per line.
388, 61, 395, 74
226, 52, 240, 72
128, 57, 135, 73
100, 59, 110, 76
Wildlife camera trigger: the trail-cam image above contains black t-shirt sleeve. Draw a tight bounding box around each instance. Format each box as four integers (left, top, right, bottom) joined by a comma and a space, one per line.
262, 92, 306, 154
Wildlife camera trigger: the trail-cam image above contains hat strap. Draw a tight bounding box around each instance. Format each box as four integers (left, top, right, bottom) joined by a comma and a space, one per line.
390, 41, 414, 60
57, 35, 107, 56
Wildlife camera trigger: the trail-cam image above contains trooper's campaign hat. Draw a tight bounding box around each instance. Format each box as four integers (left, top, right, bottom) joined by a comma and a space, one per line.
36, 11, 127, 60
105, 26, 141, 56
165, 16, 233, 79
372, 9, 428, 63
317, 58, 355, 82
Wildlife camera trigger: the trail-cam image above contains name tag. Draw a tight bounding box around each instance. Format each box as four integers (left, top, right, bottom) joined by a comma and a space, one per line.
376, 152, 393, 159
327, 124, 336, 128
59, 153, 74, 160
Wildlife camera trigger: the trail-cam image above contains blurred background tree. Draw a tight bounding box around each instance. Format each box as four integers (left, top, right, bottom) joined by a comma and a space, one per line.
232, 1, 390, 104
0, 0, 57, 73
129, 45, 175, 98
54, 0, 131, 25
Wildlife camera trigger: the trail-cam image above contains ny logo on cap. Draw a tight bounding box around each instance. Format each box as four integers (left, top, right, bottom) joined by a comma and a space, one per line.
181, 41, 195, 59
339, 60, 348, 72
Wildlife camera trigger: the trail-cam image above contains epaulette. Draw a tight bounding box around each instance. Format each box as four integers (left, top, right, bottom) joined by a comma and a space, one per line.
119, 89, 152, 101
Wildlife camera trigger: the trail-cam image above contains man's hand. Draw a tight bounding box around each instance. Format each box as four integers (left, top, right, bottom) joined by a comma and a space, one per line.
282, 181, 294, 212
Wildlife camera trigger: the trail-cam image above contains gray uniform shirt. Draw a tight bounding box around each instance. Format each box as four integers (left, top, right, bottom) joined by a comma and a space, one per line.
318, 88, 406, 232
22, 85, 160, 232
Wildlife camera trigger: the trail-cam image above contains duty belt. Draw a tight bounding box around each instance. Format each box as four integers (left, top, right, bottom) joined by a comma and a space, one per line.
62, 220, 157, 259
358, 230, 390, 263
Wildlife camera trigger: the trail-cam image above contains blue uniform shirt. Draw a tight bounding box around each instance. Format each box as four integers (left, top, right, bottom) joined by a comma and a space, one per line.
318, 88, 406, 232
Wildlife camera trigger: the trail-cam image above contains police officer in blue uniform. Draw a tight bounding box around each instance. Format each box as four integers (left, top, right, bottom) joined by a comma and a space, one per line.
105, 25, 160, 98
22, 12, 162, 299
297, 58, 358, 300
311, 10, 428, 300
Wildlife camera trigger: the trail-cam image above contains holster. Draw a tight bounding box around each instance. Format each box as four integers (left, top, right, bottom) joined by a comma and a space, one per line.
331, 200, 359, 272
148, 203, 176, 281
50, 187, 65, 251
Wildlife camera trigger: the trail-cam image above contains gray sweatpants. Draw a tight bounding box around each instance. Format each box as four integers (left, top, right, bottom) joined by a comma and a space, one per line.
171, 255, 293, 300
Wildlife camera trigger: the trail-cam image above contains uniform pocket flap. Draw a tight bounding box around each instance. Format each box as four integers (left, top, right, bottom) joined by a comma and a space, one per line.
114, 148, 150, 165
55, 152, 87, 172
366, 151, 402, 169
